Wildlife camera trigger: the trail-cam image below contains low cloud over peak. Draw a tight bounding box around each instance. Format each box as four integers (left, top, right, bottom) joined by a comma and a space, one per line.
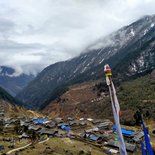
0, 0, 155, 75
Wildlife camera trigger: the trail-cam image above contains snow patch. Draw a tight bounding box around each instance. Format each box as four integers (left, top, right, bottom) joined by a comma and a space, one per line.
80, 66, 87, 73
108, 50, 111, 54
151, 23, 155, 28
80, 55, 87, 60
137, 56, 145, 68
131, 63, 137, 72
86, 63, 90, 67
144, 29, 148, 35
97, 49, 103, 55
90, 57, 95, 64
130, 29, 135, 36
73, 65, 81, 74
99, 58, 104, 64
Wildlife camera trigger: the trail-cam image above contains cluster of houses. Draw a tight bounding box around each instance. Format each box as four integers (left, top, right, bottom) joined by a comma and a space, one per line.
0, 116, 147, 154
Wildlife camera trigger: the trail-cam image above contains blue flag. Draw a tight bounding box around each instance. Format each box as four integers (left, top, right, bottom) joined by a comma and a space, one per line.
142, 118, 154, 155
141, 142, 147, 155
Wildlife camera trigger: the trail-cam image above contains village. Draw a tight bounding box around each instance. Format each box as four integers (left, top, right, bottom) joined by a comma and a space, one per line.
0, 110, 153, 155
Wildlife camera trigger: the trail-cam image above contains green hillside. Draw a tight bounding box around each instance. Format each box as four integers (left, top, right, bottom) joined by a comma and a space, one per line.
118, 74, 155, 118
77, 72, 155, 121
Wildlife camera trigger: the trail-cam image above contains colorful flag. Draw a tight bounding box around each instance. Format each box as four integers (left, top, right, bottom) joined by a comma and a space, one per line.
142, 118, 154, 155
104, 64, 112, 77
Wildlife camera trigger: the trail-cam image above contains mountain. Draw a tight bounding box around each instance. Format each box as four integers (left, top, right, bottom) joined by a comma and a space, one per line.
0, 85, 21, 117
43, 69, 155, 121
0, 85, 19, 105
0, 66, 34, 96
0, 86, 43, 118
17, 15, 155, 110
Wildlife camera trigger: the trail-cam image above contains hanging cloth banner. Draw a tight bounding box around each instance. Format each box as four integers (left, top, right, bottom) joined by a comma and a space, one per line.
104, 64, 127, 155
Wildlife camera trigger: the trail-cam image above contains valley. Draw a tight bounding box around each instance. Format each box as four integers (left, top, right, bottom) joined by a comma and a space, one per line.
0, 14, 155, 154
0, 70, 154, 154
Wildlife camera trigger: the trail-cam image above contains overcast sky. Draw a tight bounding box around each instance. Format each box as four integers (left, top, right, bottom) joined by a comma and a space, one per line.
0, 0, 155, 75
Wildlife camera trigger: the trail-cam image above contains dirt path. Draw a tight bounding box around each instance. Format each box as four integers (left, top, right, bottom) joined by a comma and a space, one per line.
6, 138, 50, 155
39, 138, 49, 144
6, 143, 32, 155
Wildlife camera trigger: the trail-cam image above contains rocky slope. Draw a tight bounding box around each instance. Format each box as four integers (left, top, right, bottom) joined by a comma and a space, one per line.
0, 66, 34, 96
42, 81, 100, 118
17, 15, 155, 110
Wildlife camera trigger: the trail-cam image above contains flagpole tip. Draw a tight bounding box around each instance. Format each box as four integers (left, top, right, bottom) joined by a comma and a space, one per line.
104, 64, 112, 77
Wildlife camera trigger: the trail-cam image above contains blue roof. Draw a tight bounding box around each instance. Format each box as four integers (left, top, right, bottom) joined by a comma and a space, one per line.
112, 125, 136, 136
32, 118, 48, 124
89, 134, 99, 141
0, 145, 4, 151
60, 124, 71, 131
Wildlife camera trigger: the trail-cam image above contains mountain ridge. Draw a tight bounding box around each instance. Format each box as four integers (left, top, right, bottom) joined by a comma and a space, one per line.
0, 66, 34, 96
17, 15, 155, 110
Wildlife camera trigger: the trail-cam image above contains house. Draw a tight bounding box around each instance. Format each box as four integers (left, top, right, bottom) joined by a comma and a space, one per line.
79, 118, 85, 121
106, 140, 136, 152
69, 120, 79, 127
96, 130, 112, 141
104, 148, 118, 154
20, 122, 30, 127
18, 133, 29, 139
79, 122, 87, 126
32, 118, 50, 124
67, 117, 74, 121
92, 119, 103, 125
6, 119, 18, 125
28, 125, 41, 131
57, 123, 69, 128
38, 129, 58, 137
98, 122, 112, 130
82, 132, 104, 143
132, 131, 144, 143
112, 125, 137, 137
58, 123, 71, 132
85, 127, 99, 133
87, 118, 94, 121
54, 118, 64, 124
44, 121, 56, 129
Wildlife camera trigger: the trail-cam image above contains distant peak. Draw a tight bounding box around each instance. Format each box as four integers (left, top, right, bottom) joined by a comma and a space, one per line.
0, 66, 22, 77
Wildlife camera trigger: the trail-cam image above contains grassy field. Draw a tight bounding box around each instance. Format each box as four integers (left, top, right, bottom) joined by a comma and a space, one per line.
12, 137, 106, 155
0, 137, 29, 154
0, 125, 30, 154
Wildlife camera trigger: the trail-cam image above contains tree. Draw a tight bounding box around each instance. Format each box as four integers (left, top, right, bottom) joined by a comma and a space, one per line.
133, 110, 142, 125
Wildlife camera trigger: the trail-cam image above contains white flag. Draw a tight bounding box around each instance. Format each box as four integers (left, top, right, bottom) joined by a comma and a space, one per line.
109, 81, 127, 155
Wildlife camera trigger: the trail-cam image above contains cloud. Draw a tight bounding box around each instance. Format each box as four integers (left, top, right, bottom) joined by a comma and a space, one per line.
0, 0, 155, 75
